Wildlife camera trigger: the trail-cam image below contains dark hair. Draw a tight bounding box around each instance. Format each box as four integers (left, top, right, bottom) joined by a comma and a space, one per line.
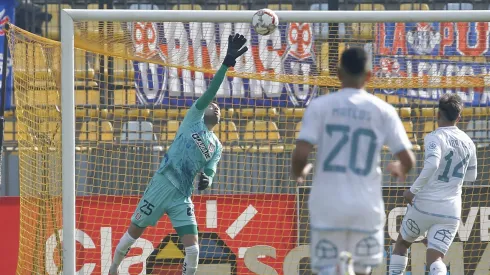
439, 94, 463, 121
340, 47, 368, 76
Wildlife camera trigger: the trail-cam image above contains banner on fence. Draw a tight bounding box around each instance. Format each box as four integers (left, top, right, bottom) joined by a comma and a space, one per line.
0, 0, 14, 110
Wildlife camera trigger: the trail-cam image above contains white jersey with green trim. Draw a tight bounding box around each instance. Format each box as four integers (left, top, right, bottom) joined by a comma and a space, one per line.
413, 127, 477, 219
297, 88, 412, 232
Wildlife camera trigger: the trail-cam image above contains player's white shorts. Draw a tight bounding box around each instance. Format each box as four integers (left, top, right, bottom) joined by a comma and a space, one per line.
310, 228, 384, 274
401, 204, 459, 255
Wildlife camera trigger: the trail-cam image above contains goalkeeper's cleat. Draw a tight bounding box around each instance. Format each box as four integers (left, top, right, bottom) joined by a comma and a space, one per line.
336, 251, 355, 275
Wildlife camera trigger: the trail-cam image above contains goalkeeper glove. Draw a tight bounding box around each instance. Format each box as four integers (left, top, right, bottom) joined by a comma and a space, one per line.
222, 33, 248, 67
198, 172, 211, 191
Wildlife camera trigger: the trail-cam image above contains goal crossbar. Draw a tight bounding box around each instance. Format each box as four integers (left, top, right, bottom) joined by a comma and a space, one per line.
59, 9, 490, 274
62, 9, 490, 23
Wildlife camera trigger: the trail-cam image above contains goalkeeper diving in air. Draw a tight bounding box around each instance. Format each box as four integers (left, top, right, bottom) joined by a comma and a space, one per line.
109, 33, 248, 275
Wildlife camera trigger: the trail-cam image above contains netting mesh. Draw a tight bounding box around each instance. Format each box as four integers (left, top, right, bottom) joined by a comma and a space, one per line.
8, 17, 490, 275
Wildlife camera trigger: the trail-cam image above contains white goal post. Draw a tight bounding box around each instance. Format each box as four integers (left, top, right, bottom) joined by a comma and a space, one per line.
59, 9, 490, 273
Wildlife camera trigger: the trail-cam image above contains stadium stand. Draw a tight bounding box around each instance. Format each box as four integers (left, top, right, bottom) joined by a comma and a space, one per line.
4, 0, 489, 150
2, 0, 488, 196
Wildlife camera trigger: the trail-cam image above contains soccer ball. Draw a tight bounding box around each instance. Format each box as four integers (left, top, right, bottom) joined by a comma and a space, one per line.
252, 9, 279, 35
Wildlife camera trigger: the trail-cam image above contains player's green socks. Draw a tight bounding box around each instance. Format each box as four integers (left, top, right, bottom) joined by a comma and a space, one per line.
109, 231, 136, 274
389, 254, 408, 275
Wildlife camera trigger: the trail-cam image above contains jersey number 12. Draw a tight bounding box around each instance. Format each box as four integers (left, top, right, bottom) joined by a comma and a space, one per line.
323, 124, 377, 176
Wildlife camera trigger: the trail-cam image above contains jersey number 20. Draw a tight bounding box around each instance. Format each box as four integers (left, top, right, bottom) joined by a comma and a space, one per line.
323, 124, 377, 176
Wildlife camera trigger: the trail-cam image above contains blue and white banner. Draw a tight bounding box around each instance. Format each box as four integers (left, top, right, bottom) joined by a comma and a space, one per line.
374, 22, 490, 106
129, 22, 317, 108
128, 21, 490, 107
0, 0, 13, 110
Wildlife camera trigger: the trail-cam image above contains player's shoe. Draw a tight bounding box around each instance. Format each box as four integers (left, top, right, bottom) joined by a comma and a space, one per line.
336, 251, 355, 275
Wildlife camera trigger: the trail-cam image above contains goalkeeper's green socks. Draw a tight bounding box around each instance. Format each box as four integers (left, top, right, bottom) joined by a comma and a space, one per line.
109, 231, 137, 275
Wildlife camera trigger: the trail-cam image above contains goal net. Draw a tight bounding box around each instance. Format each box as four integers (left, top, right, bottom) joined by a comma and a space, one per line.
8, 10, 490, 275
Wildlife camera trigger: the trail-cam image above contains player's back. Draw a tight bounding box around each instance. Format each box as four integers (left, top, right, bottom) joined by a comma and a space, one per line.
414, 127, 476, 216
304, 88, 412, 232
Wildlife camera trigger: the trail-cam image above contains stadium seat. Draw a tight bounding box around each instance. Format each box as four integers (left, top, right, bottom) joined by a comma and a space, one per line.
87, 4, 125, 39
403, 121, 417, 144
45, 121, 61, 142
375, 93, 408, 104
129, 4, 159, 10
76, 90, 100, 105
4, 111, 14, 118
352, 4, 385, 40
444, 3, 473, 10
217, 121, 240, 143
319, 42, 345, 74
224, 109, 235, 118
423, 121, 438, 139
167, 109, 189, 119
129, 109, 151, 119
400, 4, 430, 10
161, 120, 181, 141
461, 107, 488, 118
75, 107, 98, 119
152, 109, 166, 120
414, 108, 438, 118
310, 4, 346, 39
244, 121, 281, 141
23, 90, 59, 106
466, 120, 490, 143
74, 49, 96, 86
399, 107, 411, 118
4, 121, 15, 141
267, 4, 293, 10
282, 108, 305, 119
14, 44, 56, 87
295, 122, 302, 139
121, 121, 155, 141
172, 4, 202, 10
111, 108, 151, 120
79, 121, 114, 142
236, 108, 278, 118
473, 107, 488, 117
97, 44, 134, 86
216, 5, 245, 10
114, 89, 137, 105
42, 4, 71, 40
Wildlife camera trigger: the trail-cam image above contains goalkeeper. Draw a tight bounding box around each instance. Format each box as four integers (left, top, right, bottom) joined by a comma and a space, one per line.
109, 34, 248, 275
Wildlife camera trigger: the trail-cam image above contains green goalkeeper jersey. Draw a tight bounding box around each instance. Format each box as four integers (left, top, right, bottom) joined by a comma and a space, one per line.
156, 66, 227, 197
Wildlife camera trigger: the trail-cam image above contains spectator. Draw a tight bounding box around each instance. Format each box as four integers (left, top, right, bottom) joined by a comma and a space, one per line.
15, 0, 52, 36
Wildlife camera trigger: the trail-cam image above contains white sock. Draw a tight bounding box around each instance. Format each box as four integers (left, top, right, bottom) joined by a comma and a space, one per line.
429, 260, 447, 275
109, 231, 137, 274
182, 245, 199, 275
389, 254, 408, 275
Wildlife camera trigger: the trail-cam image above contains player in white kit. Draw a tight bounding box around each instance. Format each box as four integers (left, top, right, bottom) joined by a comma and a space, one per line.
291, 47, 416, 275
388, 94, 477, 275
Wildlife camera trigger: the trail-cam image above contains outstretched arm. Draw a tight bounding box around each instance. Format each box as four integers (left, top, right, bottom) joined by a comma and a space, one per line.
195, 33, 248, 110
195, 65, 229, 110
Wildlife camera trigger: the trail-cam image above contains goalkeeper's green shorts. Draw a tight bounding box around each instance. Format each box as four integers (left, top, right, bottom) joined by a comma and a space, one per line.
131, 173, 197, 232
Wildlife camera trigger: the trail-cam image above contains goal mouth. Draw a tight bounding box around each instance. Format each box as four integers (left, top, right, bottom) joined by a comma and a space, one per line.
7, 9, 490, 274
